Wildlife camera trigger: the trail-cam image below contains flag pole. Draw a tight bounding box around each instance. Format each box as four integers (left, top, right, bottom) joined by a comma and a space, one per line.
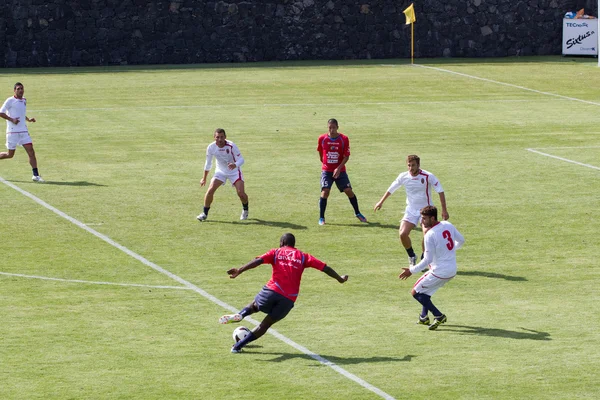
411, 21, 414, 64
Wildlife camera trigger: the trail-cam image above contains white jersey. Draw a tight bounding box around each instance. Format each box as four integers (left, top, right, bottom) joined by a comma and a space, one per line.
204, 140, 244, 174
1, 96, 29, 134
410, 221, 464, 278
387, 169, 443, 210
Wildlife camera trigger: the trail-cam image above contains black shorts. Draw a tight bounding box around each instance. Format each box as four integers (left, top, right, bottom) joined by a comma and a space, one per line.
321, 170, 352, 192
254, 287, 295, 322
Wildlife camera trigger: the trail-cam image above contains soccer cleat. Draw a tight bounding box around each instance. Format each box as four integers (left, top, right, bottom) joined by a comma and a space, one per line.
417, 316, 431, 326
240, 210, 248, 220
196, 213, 207, 221
428, 315, 447, 331
355, 213, 368, 223
231, 346, 243, 354
219, 313, 243, 324
32, 175, 44, 182
409, 256, 417, 266
318, 218, 325, 226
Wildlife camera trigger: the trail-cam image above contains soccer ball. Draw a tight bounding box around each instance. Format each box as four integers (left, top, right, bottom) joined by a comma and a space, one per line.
232, 326, 251, 343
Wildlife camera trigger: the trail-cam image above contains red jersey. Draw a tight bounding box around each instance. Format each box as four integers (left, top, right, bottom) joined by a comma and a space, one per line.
259, 246, 326, 302
317, 133, 351, 172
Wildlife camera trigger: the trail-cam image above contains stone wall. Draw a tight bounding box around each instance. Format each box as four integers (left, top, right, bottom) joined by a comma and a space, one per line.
1, 0, 597, 67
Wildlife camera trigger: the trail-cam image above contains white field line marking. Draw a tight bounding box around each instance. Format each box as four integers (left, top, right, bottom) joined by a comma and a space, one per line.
0, 176, 395, 400
30, 99, 542, 113
414, 64, 600, 107
0, 271, 191, 290
526, 149, 600, 170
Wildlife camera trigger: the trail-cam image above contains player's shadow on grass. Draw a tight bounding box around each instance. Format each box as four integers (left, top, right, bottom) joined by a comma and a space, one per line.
254, 351, 416, 365
13, 180, 107, 186
326, 221, 399, 230
457, 270, 527, 281
206, 218, 308, 230
444, 325, 551, 341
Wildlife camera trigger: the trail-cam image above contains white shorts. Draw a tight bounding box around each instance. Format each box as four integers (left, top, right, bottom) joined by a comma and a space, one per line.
6, 132, 32, 150
413, 271, 454, 296
402, 206, 423, 226
212, 169, 244, 186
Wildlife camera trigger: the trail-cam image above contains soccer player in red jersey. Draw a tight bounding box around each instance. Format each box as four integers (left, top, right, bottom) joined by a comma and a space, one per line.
219, 233, 349, 353
316, 118, 367, 225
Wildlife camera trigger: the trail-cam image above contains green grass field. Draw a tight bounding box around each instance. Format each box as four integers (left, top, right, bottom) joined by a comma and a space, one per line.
1, 56, 599, 399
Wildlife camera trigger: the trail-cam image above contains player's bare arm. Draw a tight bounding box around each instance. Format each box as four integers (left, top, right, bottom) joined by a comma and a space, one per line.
399, 268, 412, 280
0, 113, 19, 124
227, 162, 236, 170
333, 156, 349, 179
227, 258, 264, 279
322, 265, 349, 283
26, 116, 35, 123
439, 192, 449, 220
374, 192, 392, 211
200, 170, 209, 186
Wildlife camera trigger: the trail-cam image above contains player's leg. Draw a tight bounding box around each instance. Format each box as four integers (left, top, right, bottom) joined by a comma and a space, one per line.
197, 177, 224, 221
338, 173, 367, 223
411, 275, 450, 330
233, 178, 249, 220
319, 171, 333, 225
0, 134, 17, 160
232, 290, 293, 352
400, 219, 417, 265
219, 301, 258, 324
22, 143, 43, 181
0, 149, 16, 159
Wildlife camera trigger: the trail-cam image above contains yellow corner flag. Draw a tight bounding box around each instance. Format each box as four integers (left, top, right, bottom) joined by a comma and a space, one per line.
403, 3, 416, 25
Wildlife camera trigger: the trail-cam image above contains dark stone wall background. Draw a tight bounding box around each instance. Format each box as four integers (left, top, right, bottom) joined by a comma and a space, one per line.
1, 0, 597, 67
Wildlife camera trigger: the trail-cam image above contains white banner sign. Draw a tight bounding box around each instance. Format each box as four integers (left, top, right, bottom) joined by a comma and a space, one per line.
562, 19, 598, 56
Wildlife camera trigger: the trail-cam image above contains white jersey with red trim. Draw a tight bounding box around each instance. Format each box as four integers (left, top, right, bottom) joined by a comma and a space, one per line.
387, 169, 444, 210
410, 221, 464, 278
1, 96, 29, 134
204, 140, 244, 174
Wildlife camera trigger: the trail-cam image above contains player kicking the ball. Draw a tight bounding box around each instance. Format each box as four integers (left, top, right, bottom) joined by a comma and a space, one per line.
219, 232, 348, 353
399, 206, 464, 330
197, 128, 249, 222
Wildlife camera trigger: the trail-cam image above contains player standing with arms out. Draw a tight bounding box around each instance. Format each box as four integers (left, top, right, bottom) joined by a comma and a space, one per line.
197, 128, 249, 221
0, 82, 44, 182
219, 232, 348, 353
317, 118, 367, 225
374, 155, 448, 265
399, 206, 464, 330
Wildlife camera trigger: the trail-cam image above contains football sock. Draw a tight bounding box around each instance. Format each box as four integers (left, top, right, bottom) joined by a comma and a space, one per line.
348, 195, 360, 214
420, 306, 428, 319
203, 206, 210, 216
233, 331, 256, 350
239, 306, 253, 318
242, 203, 248, 211
413, 293, 442, 317
32, 168, 39, 176
406, 247, 416, 258
319, 197, 328, 219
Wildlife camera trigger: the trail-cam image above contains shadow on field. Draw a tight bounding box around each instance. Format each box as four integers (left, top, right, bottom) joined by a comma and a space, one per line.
206, 218, 307, 230
254, 351, 416, 364
326, 221, 400, 230
457, 271, 527, 281
12, 180, 107, 186
444, 325, 550, 341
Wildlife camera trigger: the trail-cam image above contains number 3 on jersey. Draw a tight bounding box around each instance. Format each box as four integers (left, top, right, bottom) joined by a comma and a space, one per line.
442, 230, 454, 250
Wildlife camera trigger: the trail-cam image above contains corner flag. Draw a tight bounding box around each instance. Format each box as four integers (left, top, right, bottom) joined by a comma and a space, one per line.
403, 3, 416, 25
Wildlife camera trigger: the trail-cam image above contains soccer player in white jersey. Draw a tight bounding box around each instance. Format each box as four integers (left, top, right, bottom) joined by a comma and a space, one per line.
399, 205, 464, 330
0, 82, 44, 182
197, 128, 249, 221
374, 154, 448, 265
